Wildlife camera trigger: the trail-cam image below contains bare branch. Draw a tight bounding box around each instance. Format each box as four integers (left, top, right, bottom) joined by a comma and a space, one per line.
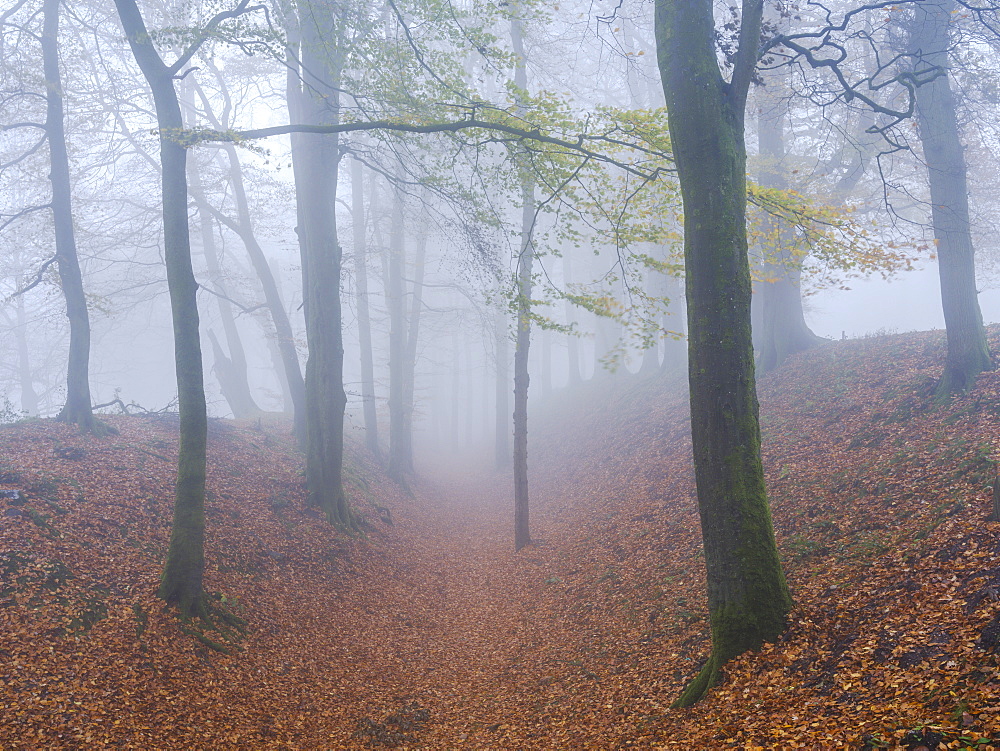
6, 254, 58, 301
0, 203, 51, 233
198, 284, 266, 316
167, 1, 264, 76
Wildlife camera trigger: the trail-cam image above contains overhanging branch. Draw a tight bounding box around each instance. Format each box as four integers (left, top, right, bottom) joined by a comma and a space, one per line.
191, 117, 672, 180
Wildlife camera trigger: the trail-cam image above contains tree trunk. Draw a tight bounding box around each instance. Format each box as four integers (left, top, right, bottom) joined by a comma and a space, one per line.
755, 58, 822, 375
495, 305, 511, 468
15, 296, 39, 416
910, 0, 991, 397
43, 0, 109, 435
511, 8, 532, 552
215, 142, 305, 435
513, 180, 533, 552
351, 157, 380, 458
402, 216, 427, 470
293, 2, 352, 527
387, 183, 409, 481
562, 254, 583, 387
655, 0, 791, 706
189, 165, 261, 419
758, 265, 820, 373
114, 0, 208, 616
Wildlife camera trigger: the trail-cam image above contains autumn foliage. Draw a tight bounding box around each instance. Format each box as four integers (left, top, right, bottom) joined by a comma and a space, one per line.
1, 328, 999, 748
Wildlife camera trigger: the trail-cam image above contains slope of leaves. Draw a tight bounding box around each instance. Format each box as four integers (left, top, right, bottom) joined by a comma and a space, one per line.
1, 328, 999, 749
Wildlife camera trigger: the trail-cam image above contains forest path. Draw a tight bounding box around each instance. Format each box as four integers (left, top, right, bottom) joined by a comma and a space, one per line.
268, 463, 585, 746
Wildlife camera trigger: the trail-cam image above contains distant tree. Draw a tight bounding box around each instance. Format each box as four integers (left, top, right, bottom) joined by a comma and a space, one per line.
286, 0, 353, 527
511, 6, 534, 553
754, 53, 823, 374
40, 0, 111, 434
186, 68, 306, 431
771, 0, 999, 391
907, 0, 992, 396
655, 0, 793, 706
494, 303, 511, 468
386, 178, 428, 481
187, 155, 261, 420
351, 156, 381, 458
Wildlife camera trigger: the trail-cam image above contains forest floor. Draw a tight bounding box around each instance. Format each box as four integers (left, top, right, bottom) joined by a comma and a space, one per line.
1, 328, 1000, 749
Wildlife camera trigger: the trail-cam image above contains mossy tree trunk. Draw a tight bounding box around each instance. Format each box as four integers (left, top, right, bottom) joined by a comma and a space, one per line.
114, 0, 212, 616
292, 1, 353, 527
655, 0, 792, 706
43, 0, 110, 435
909, 0, 991, 397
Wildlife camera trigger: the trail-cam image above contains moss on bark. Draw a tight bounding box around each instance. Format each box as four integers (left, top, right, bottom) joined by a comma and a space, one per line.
656, 0, 791, 707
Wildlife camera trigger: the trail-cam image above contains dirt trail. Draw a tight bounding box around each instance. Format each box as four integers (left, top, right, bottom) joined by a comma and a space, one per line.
369, 472, 546, 727
265, 464, 576, 746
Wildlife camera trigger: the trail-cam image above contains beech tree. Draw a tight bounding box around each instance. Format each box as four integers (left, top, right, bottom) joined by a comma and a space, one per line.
511, 6, 534, 552
772, 0, 1000, 392
908, 0, 992, 395
753, 12, 824, 374
40, 0, 113, 433
186, 66, 306, 431
112, 0, 258, 615
351, 157, 380, 458
655, 0, 793, 706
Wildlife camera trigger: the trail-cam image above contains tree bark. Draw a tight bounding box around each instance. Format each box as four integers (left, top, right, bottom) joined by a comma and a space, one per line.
43, 0, 109, 435
292, 1, 352, 527
351, 157, 381, 458
909, 0, 992, 397
114, 0, 209, 616
655, 0, 791, 706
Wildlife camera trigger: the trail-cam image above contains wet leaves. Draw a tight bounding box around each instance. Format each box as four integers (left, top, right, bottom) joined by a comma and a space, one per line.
0, 328, 998, 748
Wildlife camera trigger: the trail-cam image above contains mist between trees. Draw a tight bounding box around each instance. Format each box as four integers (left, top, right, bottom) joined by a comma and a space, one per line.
2, 0, 1000, 704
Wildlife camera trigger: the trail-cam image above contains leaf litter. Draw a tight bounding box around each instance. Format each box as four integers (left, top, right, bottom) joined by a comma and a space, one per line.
0, 327, 998, 749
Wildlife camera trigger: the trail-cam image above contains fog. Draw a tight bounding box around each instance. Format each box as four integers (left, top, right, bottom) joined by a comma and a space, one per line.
5, 0, 1000, 735
2, 0, 999, 473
